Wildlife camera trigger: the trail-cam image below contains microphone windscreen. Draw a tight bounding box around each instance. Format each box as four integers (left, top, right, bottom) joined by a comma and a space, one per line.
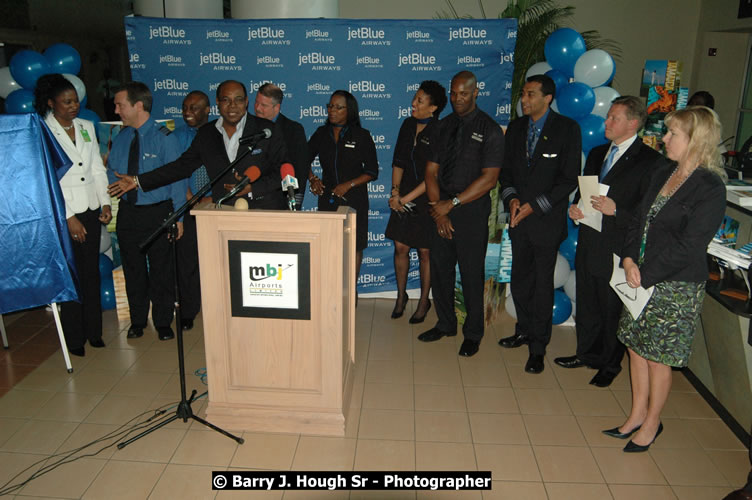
234, 198, 249, 210
280, 163, 295, 178
263, 128, 272, 138
244, 166, 262, 182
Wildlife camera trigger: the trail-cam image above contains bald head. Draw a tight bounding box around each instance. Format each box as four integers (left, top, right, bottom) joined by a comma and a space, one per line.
450, 71, 478, 116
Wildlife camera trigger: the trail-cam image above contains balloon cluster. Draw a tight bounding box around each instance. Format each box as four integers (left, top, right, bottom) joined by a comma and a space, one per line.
99, 231, 116, 310
523, 28, 620, 157
1, 43, 100, 125
507, 28, 618, 325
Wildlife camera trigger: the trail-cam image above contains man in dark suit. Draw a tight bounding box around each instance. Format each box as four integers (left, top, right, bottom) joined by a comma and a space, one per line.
498, 74, 581, 374
109, 80, 288, 210
253, 83, 309, 210
553, 96, 665, 387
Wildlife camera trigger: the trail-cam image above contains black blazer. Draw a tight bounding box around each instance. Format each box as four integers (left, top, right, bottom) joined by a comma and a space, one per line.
500, 110, 581, 246
140, 113, 288, 207
575, 139, 667, 278
274, 113, 309, 189
623, 163, 726, 288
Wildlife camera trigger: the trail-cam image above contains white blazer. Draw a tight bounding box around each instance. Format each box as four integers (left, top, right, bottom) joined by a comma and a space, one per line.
45, 114, 110, 219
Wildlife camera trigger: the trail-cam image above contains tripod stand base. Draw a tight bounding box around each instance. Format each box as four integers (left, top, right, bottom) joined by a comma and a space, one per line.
117, 389, 244, 450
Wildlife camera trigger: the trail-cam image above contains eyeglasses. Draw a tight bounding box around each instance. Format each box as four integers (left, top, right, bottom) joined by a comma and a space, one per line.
326, 104, 346, 110
218, 97, 246, 106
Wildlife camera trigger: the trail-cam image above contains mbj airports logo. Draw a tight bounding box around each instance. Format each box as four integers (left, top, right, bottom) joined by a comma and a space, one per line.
240, 252, 299, 309
247, 26, 290, 46
448, 26, 492, 45
206, 29, 233, 42
200, 52, 241, 71
349, 80, 391, 99
298, 52, 341, 71
347, 26, 390, 46
406, 29, 433, 43
397, 53, 441, 71
149, 25, 191, 45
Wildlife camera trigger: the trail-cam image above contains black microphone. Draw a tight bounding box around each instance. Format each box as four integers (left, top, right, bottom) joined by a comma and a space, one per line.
239, 128, 272, 144
280, 163, 298, 211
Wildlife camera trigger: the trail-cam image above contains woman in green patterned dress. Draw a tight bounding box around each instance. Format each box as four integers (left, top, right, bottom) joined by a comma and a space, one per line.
603, 106, 727, 452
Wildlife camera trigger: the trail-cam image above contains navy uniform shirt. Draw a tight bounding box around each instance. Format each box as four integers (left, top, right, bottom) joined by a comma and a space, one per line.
106, 118, 185, 210
430, 108, 504, 198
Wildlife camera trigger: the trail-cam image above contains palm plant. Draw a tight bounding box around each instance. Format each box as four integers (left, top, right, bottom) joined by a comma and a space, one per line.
438, 0, 621, 119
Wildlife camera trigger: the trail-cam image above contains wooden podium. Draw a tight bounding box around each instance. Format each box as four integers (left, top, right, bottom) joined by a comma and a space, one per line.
193, 205, 356, 436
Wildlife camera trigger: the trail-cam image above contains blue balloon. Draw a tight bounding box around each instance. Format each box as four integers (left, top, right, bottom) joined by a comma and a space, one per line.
559, 225, 578, 269
577, 114, 608, 152
77, 108, 101, 128
101, 277, 116, 310
80, 95, 87, 108
557, 82, 595, 119
5, 89, 35, 113
43, 43, 82, 75
99, 254, 113, 279
545, 69, 569, 98
544, 28, 587, 78
9, 50, 51, 89
552, 289, 572, 325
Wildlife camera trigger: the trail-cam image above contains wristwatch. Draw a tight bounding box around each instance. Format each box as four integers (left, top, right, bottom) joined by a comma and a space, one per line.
451, 196, 461, 207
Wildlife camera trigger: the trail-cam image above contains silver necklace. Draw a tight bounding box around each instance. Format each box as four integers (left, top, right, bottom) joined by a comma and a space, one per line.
662, 165, 696, 198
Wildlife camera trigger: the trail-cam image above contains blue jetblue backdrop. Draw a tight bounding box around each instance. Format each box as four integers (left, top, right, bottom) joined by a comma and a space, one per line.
125, 17, 517, 294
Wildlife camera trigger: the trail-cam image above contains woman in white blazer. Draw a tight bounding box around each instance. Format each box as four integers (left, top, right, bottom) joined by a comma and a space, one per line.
34, 74, 112, 357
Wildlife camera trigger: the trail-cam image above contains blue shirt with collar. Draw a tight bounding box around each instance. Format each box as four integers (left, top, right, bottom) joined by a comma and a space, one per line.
173, 124, 210, 195
107, 118, 185, 211
529, 108, 550, 141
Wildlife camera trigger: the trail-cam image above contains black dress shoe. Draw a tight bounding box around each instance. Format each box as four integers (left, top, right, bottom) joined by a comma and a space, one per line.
417, 327, 456, 342
69, 346, 85, 357
180, 318, 194, 331
458, 339, 480, 357
624, 422, 663, 452
525, 354, 545, 373
590, 369, 616, 388
391, 294, 408, 319
554, 355, 586, 369
498, 332, 528, 348
156, 327, 175, 341
602, 424, 641, 439
408, 301, 431, 324
724, 489, 752, 500
89, 338, 106, 348
127, 326, 144, 339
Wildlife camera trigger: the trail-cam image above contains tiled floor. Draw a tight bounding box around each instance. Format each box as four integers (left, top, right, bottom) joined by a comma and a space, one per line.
0, 299, 748, 499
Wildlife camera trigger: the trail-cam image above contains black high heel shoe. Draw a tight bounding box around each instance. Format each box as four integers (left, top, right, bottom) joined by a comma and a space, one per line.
602, 424, 641, 439
624, 422, 663, 452
409, 300, 431, 324
391, 293, 409, 319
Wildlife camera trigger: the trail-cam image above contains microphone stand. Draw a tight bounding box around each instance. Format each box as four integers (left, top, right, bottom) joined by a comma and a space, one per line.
116, 136, 265, 449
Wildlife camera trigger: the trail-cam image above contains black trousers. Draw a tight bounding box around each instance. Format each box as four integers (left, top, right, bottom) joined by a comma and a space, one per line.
575, 266, 625, 374
509, 228, 558, 356
176, 212, 201, 321
430, 198, 490, 342
116, 200, 175, 328
60, 209, 102, 349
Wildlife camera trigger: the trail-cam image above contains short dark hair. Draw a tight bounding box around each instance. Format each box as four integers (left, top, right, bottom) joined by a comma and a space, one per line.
115, 81, 153, 113
33, 73, 76, 116
526, 74, 556, 97
258, 83, 283, 105
330, 90, 361, 127
419, 80, 448, 118
184, 90, 210, 108
611, 95, 648, 129
688, 90, 715, 109
216, 80, 247, 101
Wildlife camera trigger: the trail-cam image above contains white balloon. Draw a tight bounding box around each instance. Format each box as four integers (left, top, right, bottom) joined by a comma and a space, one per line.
63, 73, 86, 102
592, 86, 621, 119
516, 99, 522, 117
525, 61, 552, 80
564, 272, 576, 300
99, 228, 112, 253
504, 293, 517, 319
574, 49, 615, 88
0, 66, 20, 99
571, 300, 576, 318
581, 151, 586, 173
553, 253, 570, 289
551, 99, 559, 113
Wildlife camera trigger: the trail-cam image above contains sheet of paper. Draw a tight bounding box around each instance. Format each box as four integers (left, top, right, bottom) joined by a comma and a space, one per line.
576, 179, 610, 232
609, 254, 654, 320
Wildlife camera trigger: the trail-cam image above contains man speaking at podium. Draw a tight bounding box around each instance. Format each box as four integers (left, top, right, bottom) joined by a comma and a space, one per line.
109, 80, 288, 210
